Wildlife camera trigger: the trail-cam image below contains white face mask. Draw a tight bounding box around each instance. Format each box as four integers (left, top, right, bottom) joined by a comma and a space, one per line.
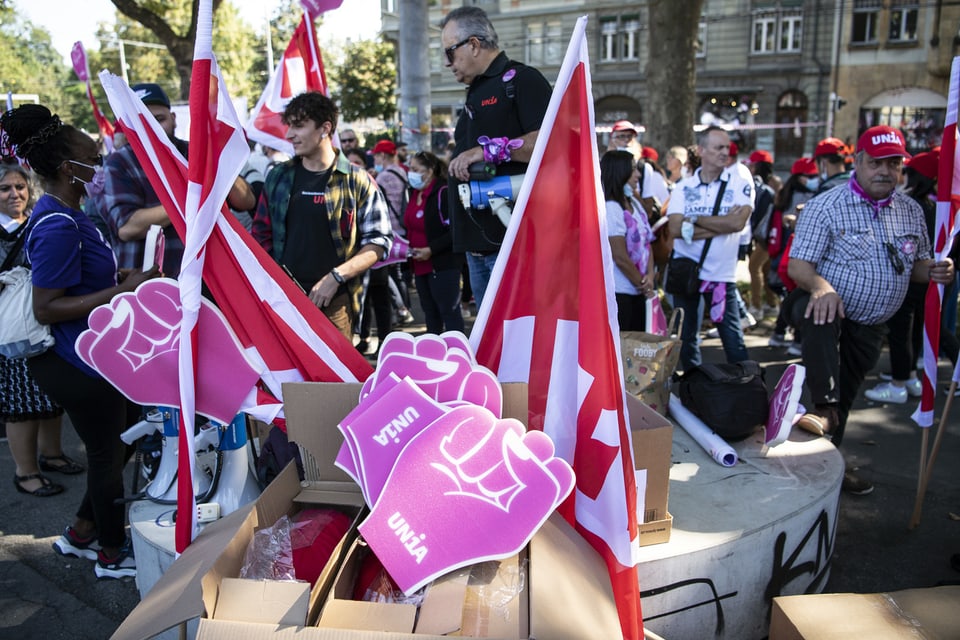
70, 160, 106, 198
407, 171, 425, 190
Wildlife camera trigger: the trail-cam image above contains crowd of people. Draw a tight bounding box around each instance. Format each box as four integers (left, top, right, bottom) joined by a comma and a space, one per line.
0, 4, 957, 587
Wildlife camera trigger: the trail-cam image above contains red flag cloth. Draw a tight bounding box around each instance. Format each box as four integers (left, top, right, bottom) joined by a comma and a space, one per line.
913, 55, 960, 426
246, 13, 328, 155
71, 41, 115, 153
470, 17, 643, 639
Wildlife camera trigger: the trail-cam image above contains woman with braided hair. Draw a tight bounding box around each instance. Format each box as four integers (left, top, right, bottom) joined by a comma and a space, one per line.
0, 104, 157, 579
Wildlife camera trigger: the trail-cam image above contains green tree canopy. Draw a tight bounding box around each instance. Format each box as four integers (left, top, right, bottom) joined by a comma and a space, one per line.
332, 39, 396, 123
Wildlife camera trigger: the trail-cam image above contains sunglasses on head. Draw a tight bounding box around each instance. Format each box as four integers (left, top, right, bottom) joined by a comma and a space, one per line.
444, 35, 484, 63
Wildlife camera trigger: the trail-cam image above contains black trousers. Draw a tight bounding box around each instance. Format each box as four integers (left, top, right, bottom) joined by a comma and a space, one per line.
28, 350, 130, 547
794, 291, 886, 447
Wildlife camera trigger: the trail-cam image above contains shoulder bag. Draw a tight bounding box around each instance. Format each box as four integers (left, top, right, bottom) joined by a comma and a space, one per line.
663, 178, 727, 296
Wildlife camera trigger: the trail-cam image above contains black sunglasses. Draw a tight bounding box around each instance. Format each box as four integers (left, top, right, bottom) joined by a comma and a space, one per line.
340, 137, 356, 143
884, 242, 904, 275
444, 36, 484, 63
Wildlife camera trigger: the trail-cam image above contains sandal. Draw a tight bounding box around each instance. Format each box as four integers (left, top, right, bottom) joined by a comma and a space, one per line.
14, 473, 65, 497
39, 454, 85, 475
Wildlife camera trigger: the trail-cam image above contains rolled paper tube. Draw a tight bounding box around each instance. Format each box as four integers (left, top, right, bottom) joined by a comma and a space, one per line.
668, 394, 738, 467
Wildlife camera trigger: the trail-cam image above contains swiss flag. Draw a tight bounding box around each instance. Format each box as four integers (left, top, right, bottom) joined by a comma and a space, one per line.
245, 12, 328, 155
470, 17, 643, 639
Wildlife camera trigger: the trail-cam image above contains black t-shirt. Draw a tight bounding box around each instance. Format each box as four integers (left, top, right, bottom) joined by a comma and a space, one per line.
450, 52, 552, 252
281, 163, 341, 293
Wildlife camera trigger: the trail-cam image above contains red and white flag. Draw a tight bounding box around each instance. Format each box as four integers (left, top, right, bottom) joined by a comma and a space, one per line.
245, 11, 328, 155
70, 41, 115, 153
913, 55, 960, 426
470, 16, 643, 639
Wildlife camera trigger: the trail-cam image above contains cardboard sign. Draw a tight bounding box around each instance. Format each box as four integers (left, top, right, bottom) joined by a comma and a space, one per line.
358, 405, 574, 594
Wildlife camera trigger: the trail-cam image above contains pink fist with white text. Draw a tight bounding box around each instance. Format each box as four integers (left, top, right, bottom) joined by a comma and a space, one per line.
361, 332, 502, 416
358, 405, 574, 594
75, 278, 262, 423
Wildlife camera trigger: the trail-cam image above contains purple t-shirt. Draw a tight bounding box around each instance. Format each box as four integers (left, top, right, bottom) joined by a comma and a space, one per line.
26, 195, 118, 377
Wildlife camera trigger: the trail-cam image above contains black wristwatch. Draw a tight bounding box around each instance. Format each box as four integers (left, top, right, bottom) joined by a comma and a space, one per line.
330, 268, 345, 284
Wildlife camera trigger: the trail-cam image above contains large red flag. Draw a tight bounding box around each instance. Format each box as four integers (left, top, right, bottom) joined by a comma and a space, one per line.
70, 41, 115, 153
245, 12, 328, 155
913, 55, 960, 426
470, 17, 643, 639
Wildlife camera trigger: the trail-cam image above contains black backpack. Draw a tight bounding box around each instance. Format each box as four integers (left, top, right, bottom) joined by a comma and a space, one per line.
677, 361, 769, 441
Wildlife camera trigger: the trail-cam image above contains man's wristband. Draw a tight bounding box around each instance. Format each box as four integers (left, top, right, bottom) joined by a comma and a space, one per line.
330, 268, 345, 284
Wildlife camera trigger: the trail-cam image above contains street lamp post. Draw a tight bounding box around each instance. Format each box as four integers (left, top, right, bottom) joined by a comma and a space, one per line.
108, 38, 169, 85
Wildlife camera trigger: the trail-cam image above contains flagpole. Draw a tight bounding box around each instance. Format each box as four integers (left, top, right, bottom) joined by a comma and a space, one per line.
910, 382, 958, 528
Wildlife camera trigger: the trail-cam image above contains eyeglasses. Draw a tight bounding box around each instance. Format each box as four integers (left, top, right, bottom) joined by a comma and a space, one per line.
444, 36, 484, 63
884, 242, 904, 275
340, 137, 356, 144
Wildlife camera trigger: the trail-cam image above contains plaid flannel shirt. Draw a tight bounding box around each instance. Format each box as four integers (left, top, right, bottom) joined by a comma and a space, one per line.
252, 150, 392, 314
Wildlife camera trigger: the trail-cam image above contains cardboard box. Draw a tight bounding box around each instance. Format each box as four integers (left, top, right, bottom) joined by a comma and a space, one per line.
769, 586, 960, 639
112, 383, 624, 640
627, 394, 673, 537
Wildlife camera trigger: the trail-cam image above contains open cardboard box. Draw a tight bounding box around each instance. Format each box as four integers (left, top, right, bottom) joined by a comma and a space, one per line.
113, 382, 670, 639
769, 586, 960, 639
627, 394, 673, 546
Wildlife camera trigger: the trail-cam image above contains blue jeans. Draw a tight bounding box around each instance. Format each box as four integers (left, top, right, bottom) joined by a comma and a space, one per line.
674, 283, 749, 370
415, 269, 465, 334
466, 252, 500, 309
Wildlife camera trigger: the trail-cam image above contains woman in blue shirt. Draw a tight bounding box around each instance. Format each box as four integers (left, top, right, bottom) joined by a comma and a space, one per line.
1, 104, 157, 579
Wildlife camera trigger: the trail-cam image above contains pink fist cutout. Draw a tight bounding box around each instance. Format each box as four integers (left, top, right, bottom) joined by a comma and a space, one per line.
338, 377, 449, 506
358, 405, 575, 594
75, 278, 262, 423
766, 364, 805, 446
361, 332, 502, 416
335, 373, 403, 484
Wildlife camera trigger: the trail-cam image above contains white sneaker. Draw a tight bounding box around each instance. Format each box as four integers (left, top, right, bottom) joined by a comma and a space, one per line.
944, 386, 960, 397
705, 327, 719, 338
741, 312, 757, 329
864, 382, 908, 404
905, 378, 922, 397
787, 342, 803, 357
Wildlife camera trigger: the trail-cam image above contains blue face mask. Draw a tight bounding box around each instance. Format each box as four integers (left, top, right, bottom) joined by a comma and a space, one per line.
805, 177, 820, 191
408, 171, 425, 190
623, 184, 633, 198
374, 164, 384, 174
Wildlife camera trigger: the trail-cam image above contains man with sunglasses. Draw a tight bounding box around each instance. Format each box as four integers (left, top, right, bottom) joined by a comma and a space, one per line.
102, 82, 254, 277
787, 125, 954, 495
440, 5, 552, 307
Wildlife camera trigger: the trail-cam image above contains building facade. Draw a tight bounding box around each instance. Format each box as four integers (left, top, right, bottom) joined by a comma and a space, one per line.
381, 0, 958, 167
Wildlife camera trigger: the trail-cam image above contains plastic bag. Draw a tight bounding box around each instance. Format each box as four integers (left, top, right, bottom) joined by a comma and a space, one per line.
240, 515, 296, 581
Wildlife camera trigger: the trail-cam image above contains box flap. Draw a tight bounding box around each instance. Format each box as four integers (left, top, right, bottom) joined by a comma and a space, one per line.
529, 512, 622, 640
110, 500, 259, 640
414, 570, 470, 635
283, 382, 363, 483
316, 599, 417, 632
214, 578, 310, 626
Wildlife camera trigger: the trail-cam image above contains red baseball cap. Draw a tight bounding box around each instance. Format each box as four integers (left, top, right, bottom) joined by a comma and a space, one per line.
856, 126, 911, 159
729, 141, 739, 157
747, 150, 773, 164
906, 150, 939, 180
372, 140, 397, 155
814, 137, 846, 158
791, 157, 818, 176
641, 146, 659, 161
611, 120, 637, 135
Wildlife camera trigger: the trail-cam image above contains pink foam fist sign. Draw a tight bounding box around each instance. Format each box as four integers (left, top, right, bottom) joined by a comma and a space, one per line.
334, 373, 403, 485
75, 278, 262, 424
358, 405, 575, 595
362, 332, 502, 417
766, 364, 805, 446
337, 377, 449, 505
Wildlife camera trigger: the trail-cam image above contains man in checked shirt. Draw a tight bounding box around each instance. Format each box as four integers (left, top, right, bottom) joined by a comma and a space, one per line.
788, 125, 954, 495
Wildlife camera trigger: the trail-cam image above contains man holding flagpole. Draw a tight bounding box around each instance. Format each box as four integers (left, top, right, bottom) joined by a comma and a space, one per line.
252, 91, 392, 340
788, 125, 954, 495
441, 6, 552, 307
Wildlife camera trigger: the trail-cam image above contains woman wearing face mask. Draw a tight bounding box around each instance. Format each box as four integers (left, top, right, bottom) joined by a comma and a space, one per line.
600, 150, 655, 331
403, 151, 464, 334
0, 104, 157, 579
0, 163, 80, 498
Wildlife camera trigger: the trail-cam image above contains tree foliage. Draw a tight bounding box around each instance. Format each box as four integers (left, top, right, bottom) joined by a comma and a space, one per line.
644, 0, 705, 152
332, 39, 396, 122
0, 10, 74, 118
